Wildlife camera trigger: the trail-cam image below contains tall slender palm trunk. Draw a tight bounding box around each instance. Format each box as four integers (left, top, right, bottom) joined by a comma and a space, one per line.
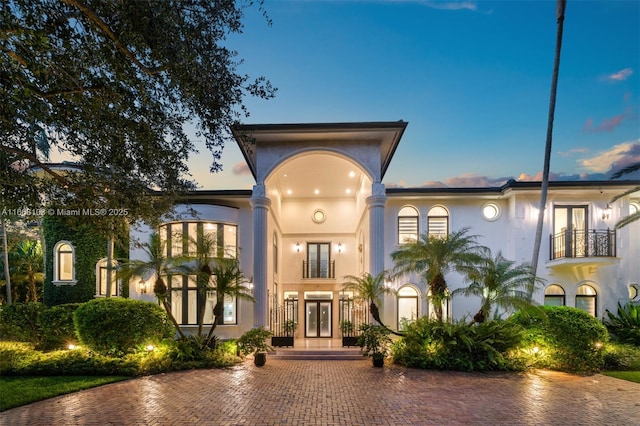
531, 0, 567, 280
2, 219, 12, 304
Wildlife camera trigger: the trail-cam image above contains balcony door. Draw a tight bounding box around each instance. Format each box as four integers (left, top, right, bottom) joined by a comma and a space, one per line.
307, 242, 330, 278
554, 206, 587, 258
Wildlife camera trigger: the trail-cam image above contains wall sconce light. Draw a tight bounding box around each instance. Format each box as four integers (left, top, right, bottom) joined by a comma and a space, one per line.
602, 204, 612, 220
295, 242, 301, 252
138, 279, 148, 294
337, 242, 343, 253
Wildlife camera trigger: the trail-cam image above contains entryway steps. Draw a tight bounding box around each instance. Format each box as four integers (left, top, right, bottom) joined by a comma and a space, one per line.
271, 348, 364, 360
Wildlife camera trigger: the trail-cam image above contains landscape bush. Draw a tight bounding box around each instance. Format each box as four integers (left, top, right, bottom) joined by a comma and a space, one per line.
512, 306, 609, 373
37, 303, 82, 350
602, 343, 640, 371
603, 303, 640, 346
73, 298, 174, 356
0, 303, 47, 346
392, 317, 525, 371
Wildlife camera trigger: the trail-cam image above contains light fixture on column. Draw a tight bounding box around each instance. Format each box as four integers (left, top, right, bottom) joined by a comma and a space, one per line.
602, 204, 612, 220
138, 279, 148, 294
295, 242, 301, 252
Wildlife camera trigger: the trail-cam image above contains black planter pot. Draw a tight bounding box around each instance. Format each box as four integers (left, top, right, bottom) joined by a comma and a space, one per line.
342, 336, 359, 347
372, 355, 384, 368
271, 336, 294, 347
254, 352, 267, 367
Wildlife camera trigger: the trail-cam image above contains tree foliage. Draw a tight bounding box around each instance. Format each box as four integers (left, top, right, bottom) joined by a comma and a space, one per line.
1, 0, 275, 225
391, 227, 485, 321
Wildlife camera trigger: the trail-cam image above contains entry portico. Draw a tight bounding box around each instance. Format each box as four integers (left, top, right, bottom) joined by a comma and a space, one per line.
232, 121, 408, 333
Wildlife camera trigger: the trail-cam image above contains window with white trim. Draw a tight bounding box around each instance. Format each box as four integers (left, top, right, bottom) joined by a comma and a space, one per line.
53, 241, 76, 284
96, 258, 119, 297
428, 206, 449, 238
544, 284, 565, 306
397, 285, 419, 330
398, 206, 419, 244
576, 284, 597, 316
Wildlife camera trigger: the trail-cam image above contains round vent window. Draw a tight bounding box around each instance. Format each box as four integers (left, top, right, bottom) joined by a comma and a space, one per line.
312, 209, 326, 223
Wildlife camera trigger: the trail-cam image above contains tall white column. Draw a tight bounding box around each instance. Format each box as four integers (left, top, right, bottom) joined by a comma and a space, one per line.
250, 184, 271, 328
367, 183, 387, 278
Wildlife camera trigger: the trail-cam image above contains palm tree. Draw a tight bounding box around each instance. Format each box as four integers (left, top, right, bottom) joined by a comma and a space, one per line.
342, 271, 394, 327
452, 251, 545, 325
203, 257, 255, 345
610, 162, 640, 229
391, 227, 485, 321
117, 233, 185, 338
9, 240, 43, 302
176, 232, 254, 346
531, 0, 567, 281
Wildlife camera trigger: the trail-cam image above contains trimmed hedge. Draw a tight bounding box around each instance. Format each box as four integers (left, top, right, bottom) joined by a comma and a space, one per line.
73, 298, 174, 355
512, 305, 609, 373
0, 303, 81, 350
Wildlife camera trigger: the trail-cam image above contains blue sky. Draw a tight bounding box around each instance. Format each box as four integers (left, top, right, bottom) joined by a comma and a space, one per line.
191, 0, 639, 190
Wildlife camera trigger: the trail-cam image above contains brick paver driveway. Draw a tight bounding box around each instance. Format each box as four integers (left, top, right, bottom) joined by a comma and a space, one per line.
2, 359, 639, 425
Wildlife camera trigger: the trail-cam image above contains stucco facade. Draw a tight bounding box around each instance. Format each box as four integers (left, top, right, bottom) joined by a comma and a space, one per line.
127, 122, 640, 340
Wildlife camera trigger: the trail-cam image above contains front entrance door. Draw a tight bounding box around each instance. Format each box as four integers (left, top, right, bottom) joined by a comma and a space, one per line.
305, 301, 332, 337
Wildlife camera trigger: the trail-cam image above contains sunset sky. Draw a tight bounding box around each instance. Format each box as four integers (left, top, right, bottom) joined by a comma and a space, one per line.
188, 0, 639, 190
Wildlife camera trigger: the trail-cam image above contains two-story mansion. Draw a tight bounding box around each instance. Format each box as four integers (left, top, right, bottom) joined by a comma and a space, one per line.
123, 121, 640, 340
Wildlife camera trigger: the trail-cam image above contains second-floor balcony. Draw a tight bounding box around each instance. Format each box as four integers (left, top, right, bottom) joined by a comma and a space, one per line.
549, 229, 616, 261
302, 260, 336, 279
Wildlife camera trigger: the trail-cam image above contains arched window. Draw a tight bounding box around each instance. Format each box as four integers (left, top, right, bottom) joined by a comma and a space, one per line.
53, 241, 76, 285
576, 284, 597, 316
397, 285, 419, 330
96, 258, 119, 297
544, 284, 565, 306
428, 206, 449, 237
398, 206, 419, 244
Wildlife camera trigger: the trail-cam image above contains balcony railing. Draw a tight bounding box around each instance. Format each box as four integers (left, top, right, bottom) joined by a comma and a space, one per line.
549, 229, 616, 260
302, 260, 336, 279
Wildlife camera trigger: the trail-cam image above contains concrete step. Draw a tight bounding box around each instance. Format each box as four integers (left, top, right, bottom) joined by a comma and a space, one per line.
270, 349, 364, 361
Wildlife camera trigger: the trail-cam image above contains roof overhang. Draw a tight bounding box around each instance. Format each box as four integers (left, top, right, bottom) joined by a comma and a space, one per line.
231, 121, 408, 181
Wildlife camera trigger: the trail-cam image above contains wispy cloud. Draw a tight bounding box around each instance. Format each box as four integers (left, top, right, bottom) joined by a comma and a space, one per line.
232, 161, 251, 176
579, 141, 640, 176
558, 147, 589, 157
583, 111, 630, 133
421, 1, 477, 11
606, 68, 633, 82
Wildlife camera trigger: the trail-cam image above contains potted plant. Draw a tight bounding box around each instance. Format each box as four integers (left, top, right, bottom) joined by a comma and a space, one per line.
357, 323, 392, 367
340, 320, 358, 347
272, 320, 297, 347
237, 326, 274, 367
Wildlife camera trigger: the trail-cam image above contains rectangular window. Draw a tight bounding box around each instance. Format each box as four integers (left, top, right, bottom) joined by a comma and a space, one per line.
398, 216, 418, 244
428, 216, 448, 237
99, 265, 117, 296
223, 224, 237, 258
58, 251, 73, 280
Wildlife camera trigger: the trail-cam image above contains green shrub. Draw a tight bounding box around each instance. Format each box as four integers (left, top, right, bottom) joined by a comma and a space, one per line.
0, 303, 47, 346
392, 317, 524, 372
602, 343, 640, 371
74, 298, 174, 356
603, 303, 640, 346
37, 303, 82, 350
512, 306, 609, 373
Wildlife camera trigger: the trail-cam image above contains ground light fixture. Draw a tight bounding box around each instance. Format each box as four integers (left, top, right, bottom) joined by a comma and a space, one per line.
145, 344, 155, 352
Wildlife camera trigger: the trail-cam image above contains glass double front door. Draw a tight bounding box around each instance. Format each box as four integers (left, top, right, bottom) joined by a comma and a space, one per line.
305, 301, 332, 337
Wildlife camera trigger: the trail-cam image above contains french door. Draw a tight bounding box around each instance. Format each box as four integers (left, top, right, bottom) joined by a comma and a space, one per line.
305, 301, 332, 337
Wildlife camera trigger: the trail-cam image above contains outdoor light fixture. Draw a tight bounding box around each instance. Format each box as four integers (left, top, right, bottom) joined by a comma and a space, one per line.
68, 344, 77, 350
138, 279, 148, 294
295, 242, 301, 252
602, 204, 612, 220
146, 344, 155, 352
337, 242, 343, 253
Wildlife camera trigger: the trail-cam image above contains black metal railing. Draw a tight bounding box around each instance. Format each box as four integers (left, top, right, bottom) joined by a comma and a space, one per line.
549, 229, 616, 260
270, 298, 298, 347
302, 260, 335, 279
338, 298, 369, 346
